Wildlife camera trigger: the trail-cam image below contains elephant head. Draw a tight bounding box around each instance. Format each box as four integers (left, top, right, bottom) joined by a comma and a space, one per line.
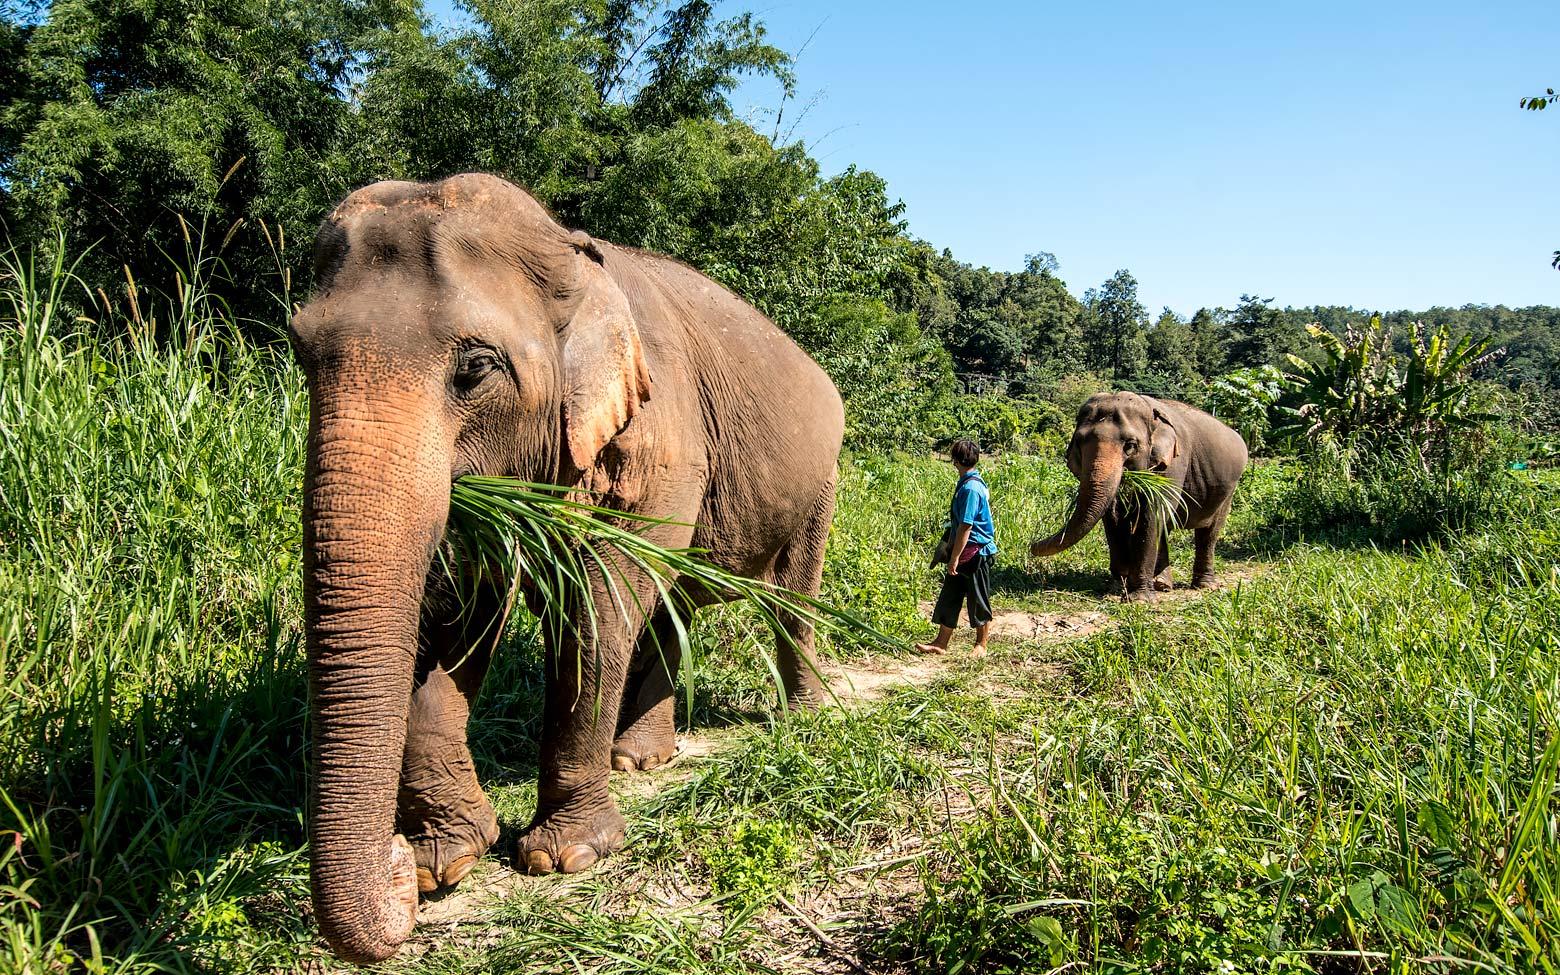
288, 175, 651, 963
1029, 392, 1178, 558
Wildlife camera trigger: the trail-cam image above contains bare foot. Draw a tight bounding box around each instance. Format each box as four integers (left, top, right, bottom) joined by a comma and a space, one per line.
914, 642, 948, 655
970, 644, 989, 658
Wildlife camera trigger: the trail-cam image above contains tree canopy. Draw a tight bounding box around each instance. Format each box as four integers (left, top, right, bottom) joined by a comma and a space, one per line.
2, 0, 1557, 445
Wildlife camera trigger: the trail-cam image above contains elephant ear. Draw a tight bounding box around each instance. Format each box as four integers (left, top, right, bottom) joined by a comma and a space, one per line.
560, 234, 653, 471
1148, 407, 1179, 469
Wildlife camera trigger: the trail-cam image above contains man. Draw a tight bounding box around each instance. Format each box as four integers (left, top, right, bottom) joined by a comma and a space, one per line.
917, 439, 997, 656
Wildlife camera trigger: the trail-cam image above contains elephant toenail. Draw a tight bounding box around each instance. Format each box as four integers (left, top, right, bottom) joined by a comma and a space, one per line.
559, 844, 598, 873
416, 866, 437, 893
525, 849, 554, 875
611, 753, 637, 773
444, 854, 477, 886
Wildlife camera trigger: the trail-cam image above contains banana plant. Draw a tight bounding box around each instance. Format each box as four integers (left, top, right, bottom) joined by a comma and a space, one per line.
1277, 316, 1502, 467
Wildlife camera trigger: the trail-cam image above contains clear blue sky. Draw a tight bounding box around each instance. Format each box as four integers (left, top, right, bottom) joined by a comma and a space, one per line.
430, 1, 1557, 316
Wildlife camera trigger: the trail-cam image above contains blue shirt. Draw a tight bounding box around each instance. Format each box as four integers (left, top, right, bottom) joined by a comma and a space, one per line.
950, 470, 998, 557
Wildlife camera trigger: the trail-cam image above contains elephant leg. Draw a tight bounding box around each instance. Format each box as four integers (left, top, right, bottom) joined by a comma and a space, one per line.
769, 475, 835, 709
1103, 514, 1131, 595
1153, 532, 1173, 592
518, 559, 664, 875
611, 607, 683, 772
1193, 498, 1232, 588
1123, 517, 1162, 601
399, 582, 509, 893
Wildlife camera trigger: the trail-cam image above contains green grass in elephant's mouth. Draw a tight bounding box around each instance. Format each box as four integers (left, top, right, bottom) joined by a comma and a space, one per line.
1115, 468, 1190, 532
1053, 468, 1189, 536
442, 476, 897, 707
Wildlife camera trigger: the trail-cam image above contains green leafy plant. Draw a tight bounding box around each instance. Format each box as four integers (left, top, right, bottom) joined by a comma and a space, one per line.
1116, 468, 1188, 532
1208, 364, 1285, 453
1278, 318, 1503, 461
702, 819, 800, 900
442, 477, 897, 709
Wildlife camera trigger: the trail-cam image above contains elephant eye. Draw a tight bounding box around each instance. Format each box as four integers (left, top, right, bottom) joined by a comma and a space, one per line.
1124, 440, 1139, 454
452, 345, 504, 393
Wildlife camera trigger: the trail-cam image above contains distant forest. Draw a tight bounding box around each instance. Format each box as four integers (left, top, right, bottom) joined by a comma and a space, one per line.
3, 0, 1557, 444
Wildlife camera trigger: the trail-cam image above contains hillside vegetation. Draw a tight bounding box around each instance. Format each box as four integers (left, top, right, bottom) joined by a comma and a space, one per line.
4, 0, 1560, 455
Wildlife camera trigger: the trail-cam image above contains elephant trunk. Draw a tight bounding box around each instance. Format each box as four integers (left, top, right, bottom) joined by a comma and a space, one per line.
1030, 441, 1124, 558
303, 398, 447, 963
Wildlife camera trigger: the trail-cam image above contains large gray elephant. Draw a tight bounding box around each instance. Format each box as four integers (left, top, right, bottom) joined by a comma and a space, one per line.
290, 174, 843, 962
1030, 392, 1247, 597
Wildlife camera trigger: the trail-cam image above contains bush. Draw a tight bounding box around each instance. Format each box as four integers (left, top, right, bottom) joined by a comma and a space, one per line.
1273, 433, 1527, 544
798, 297, 958, 452
1207, 365, 1284, 453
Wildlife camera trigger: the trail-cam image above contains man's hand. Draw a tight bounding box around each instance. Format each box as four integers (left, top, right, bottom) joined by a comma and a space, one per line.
948, 522, 974, 577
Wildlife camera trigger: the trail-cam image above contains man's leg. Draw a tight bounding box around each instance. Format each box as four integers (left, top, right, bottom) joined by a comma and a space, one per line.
968, 555, 994, 656
918, 572, 964, 654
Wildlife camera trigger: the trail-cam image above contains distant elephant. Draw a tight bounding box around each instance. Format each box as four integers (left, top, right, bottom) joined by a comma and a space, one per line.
290, 174, 843, 963
1029, 392, 1247, 598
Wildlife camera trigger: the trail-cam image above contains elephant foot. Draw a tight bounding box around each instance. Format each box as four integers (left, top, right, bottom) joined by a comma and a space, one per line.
405, 801, 499, 893
1153, 569, 1173, 592
1192, 573, 1217, 590
1123, 588, 1158, 604
517, 799, 626, 875
782, 683, 827, 710
611, 727, 678, 772
399, 753, 500, 892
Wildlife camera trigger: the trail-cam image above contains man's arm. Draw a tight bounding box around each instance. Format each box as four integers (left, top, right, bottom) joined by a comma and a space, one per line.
948, 522, 974, 575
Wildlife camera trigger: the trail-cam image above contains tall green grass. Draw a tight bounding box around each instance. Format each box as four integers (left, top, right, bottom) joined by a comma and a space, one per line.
1, 240, 314, 970
891, 512, 1560, 973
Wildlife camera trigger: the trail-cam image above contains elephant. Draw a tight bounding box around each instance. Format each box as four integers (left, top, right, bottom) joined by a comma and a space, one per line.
289, 174, 843, 963
1029, 392, 1247, 598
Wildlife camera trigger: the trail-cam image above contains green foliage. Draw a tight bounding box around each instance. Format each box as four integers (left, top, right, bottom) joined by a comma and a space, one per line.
1272, 436, 1528, 544
1224, 293, 1306, 370
924, 394, 1066, 454
444, 475, 895, 712
893, 505, 1560, 973
1279, 317, 1503, 458
797, 297, 956, 452
1141, 307, 1199, 398
0, 237, 314, 971
1, 0, 394, 305
1116, 468, 1188, 535
1083, 268, 1149, 379
1207, 364, 1285, 452
702, 819, 800, 900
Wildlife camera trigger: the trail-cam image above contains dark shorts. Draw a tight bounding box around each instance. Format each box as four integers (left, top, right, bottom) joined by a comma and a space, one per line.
931, 553, 993, 628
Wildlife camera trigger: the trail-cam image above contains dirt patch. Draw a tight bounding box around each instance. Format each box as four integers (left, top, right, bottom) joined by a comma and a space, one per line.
915, 601, 1110, 643
823, 655, 952, 704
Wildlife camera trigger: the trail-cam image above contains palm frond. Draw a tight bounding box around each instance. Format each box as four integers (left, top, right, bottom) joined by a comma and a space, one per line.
440, 477, 899, 711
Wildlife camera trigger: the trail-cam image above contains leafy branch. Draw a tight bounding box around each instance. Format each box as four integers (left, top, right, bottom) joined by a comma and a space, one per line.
441, 477, 897, 711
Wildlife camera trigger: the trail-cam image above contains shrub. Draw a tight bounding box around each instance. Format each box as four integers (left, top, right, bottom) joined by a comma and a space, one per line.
1207, 365, 1284, 453
1273, 433, 1526, 544
702, 820, 800, 901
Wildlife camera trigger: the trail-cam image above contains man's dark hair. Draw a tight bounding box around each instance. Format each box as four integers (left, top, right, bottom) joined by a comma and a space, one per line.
950, 439, 980, 468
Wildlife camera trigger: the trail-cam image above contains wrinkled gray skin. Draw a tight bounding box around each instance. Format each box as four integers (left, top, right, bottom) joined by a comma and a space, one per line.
290, 174, 842, 963
1030, 392, 1247, 598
